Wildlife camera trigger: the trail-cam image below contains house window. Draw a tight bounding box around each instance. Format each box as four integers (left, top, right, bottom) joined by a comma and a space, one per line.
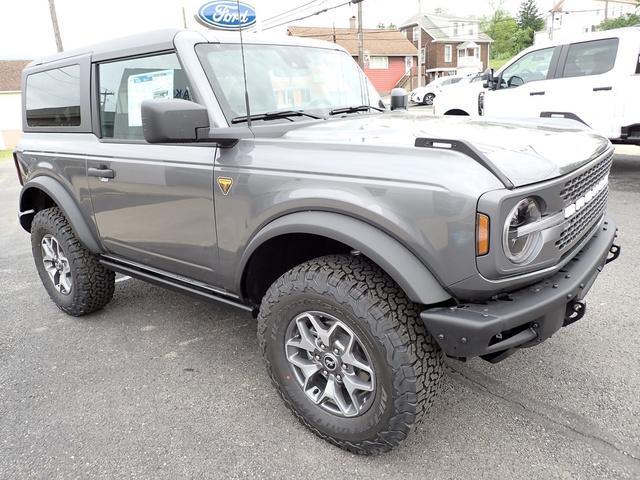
453, 22, 458, 36
444, 45, 452, 63
475, 48, 480, 59
369, 56, 389, 69
413, 26, 419, 42
420, 47, 426, 64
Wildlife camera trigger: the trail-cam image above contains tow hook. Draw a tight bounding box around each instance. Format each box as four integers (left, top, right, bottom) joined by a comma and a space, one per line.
606, 244, 621, 264
564, 300, 587, 327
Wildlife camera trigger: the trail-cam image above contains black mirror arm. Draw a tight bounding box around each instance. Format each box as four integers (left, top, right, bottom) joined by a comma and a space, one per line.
195, 126, 254, 147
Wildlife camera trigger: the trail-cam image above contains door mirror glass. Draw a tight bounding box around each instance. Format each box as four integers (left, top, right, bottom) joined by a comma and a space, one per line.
141, 99, 209, 143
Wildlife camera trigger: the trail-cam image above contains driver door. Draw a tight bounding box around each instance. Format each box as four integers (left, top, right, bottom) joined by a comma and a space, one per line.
484, 46, 560, 119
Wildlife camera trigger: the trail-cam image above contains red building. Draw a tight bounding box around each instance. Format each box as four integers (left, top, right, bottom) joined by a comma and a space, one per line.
287, 19, 418, 95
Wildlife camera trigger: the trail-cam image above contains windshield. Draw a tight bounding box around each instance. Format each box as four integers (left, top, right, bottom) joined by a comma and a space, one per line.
196, 43, 379, 121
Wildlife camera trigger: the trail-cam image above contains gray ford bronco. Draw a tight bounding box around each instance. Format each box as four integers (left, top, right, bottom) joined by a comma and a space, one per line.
14, 29, 621, 454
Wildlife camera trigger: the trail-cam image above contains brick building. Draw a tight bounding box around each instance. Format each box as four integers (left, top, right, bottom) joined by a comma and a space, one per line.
399, 13, 493, 84
288, 19, 418, 95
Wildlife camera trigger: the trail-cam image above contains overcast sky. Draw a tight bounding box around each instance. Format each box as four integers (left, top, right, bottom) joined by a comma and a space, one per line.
0, 0, 542, 59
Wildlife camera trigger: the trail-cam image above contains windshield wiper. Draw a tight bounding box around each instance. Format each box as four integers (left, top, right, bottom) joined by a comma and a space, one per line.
328, 105, 385, 116
231, 110, 323, 124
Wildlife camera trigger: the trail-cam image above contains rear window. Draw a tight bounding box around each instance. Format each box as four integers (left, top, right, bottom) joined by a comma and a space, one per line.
562, 38, 619, 78
636, 51, 639, 74
26, 65, 81, 127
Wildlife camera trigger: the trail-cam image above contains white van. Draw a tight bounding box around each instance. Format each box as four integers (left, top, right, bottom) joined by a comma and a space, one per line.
434, 27, 640, 145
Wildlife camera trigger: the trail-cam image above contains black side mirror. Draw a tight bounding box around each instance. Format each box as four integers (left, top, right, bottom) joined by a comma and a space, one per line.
141, 99, 209, 143
482, 68, 496, 89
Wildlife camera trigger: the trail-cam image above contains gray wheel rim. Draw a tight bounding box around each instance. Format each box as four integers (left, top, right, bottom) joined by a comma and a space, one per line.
284, 311, 376, 418
41, 234, 72, 295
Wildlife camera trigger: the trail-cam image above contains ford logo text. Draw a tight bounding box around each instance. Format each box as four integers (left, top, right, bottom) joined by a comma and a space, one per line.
197, 1, 257, 30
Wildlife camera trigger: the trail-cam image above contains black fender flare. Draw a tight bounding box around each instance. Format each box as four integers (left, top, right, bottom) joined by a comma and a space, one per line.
237, 211, 451, 305
19, 176, 102, 253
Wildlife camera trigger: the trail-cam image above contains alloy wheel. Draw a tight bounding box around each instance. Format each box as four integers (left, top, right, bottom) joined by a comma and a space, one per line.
284, 311, 376, 418
41, 234, 72, 295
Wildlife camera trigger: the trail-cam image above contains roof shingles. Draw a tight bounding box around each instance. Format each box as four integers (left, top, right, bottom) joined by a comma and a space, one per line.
0, 60, 30, 92
287, 27, 418, 56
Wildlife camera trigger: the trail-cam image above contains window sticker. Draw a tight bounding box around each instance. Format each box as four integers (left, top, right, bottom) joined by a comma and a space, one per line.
127, 69, 174, 126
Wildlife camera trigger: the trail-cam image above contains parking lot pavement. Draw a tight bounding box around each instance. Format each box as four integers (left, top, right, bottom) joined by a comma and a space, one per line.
1, 151, 639, 480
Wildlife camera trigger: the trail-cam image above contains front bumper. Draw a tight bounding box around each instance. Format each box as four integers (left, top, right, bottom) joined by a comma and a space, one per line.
421, 215, 620, 363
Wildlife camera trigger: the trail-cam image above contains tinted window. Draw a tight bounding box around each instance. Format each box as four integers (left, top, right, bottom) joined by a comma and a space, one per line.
98, 53, 192, 140
26, 65, 81, 127
563, 38, 618, 78
500, 47, 555, 88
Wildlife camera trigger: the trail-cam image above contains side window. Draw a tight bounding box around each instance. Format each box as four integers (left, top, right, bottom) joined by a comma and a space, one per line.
26, 65, 81, 127
562, 38, 619, 78
98, 52, 193, 140
500, 47, 555, 88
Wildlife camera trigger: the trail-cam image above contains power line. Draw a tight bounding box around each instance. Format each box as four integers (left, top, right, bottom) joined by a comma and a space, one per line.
263, 0, 356, 31
262, 0, 326, 25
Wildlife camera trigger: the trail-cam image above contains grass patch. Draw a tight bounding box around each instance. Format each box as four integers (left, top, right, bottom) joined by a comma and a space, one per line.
489, 58, 509, 71
0, 150, 12, 162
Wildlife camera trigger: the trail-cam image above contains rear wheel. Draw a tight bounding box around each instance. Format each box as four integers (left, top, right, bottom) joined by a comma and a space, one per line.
258, 254, 444, 454
423, 93, 435, 105
31, 207, 115, 316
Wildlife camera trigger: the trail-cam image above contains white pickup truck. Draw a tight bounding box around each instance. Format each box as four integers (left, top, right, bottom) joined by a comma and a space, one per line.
434, 27, 640, 145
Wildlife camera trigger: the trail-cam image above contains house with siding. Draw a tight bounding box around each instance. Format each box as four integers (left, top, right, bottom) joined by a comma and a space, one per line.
0, 60, 30, 149
287, 18, 419, 94
399, 13, 493, 84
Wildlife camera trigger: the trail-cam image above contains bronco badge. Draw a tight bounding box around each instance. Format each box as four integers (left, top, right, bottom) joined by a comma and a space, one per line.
217, 177, 234, 195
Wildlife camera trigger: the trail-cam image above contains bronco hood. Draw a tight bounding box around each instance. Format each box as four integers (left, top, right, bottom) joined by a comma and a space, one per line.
282, 112, 611, 188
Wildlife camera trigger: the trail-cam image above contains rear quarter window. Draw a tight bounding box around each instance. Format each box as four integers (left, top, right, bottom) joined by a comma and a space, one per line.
26, 65, 81, 127
562, 38, 619, 78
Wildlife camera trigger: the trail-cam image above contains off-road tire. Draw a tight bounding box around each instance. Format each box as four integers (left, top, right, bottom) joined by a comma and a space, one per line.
257, 254, 444, 455
31, 207, 115, 316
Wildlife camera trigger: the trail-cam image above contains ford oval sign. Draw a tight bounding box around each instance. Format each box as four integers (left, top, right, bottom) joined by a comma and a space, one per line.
197, 1, 257, 30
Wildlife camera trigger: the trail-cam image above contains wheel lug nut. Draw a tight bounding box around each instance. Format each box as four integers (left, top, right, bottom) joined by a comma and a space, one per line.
333, 348, 340, 355
314, 355, 320, 361
319, 343, 326, 350
322, 370, 328, 376
342, 364, 347, 370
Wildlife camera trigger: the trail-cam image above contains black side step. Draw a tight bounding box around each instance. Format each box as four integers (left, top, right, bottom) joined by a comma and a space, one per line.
414, 137, 514, 189
100, 256, 255, 314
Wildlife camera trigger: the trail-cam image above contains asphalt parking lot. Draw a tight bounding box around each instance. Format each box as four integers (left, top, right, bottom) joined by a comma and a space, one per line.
1, 147, 639, 479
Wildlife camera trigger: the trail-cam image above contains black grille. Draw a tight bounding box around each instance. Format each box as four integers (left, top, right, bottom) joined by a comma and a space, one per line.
560, 152, 613, 204
556, 187, 608, 251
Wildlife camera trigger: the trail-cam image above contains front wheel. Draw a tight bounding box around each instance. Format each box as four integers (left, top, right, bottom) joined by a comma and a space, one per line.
423, 93, 435, 105
257, 255, 444, 454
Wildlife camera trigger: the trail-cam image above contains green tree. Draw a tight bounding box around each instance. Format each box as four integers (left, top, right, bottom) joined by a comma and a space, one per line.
598, 12, 640, 30
482, 9, 520, 60
517, 0, 545, 31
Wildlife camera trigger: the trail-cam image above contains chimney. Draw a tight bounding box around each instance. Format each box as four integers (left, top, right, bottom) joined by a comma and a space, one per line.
349, 16, 356, 29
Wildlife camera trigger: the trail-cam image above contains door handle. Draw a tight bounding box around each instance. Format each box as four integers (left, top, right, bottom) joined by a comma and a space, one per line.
88, 167, 115, 180
530, 91, 545, 96
593, 86, 612, 92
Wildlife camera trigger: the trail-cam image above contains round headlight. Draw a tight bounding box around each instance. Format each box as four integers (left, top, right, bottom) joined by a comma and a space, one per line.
503, 197, 543, 264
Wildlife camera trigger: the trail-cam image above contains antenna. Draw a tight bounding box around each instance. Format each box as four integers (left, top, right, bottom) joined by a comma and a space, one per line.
236, 0, 252, 127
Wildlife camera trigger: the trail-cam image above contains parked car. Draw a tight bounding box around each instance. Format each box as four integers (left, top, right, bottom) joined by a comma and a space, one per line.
434, 27, 640, 144
14, 29, 620, 455
409, 74, 467, 105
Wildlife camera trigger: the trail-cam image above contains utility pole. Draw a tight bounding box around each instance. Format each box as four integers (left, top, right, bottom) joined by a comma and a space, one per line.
354, 0, 365, 69
417, 0, 422, 88
182, 6, 188, 28
48, 0, 63, 52
604, 1, 609, 20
